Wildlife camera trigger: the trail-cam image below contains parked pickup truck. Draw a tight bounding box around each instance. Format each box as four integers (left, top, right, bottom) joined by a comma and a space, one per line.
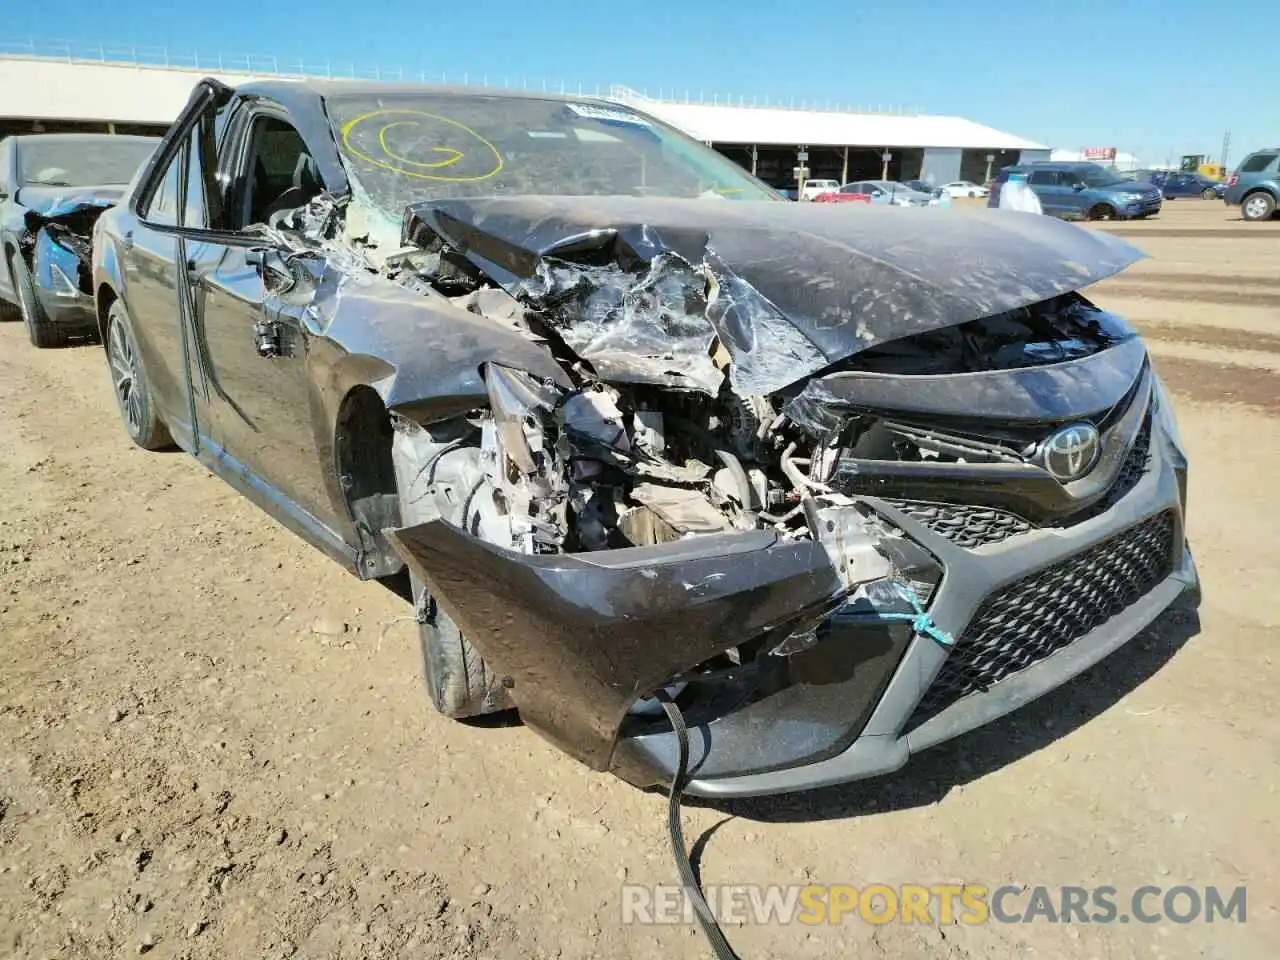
800, 178, 839, 200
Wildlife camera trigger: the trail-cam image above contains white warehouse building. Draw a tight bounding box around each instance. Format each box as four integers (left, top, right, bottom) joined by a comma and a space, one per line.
0, 48, 1051, 190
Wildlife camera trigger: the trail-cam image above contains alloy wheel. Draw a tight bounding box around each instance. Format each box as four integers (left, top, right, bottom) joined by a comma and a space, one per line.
1243, 194, 1272, 220
108, 316, 144, 437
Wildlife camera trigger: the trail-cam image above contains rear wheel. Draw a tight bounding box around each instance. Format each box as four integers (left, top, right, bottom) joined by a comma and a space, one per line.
105, 299, 172, 450
10, 254, 67, 348
1241, 191, 1276, 222
1087, 203, 1116, 221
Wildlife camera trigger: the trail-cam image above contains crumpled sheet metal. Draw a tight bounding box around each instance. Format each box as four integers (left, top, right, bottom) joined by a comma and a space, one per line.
385, 519, 844, 770
256, 194, 571, 425
20, 186, 125, 229
402, 196, 1147, 397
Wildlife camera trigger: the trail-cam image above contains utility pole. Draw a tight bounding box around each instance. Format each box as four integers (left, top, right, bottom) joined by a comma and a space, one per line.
1220, 129, 1232, 173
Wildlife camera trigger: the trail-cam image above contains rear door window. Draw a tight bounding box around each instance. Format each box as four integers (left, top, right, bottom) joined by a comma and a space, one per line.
143, 147, 182, 226
1240, 153, 1278, 173
1028, 171, 1057, 185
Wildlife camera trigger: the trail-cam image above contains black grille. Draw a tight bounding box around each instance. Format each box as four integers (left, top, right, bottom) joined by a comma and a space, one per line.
883, 500, 1032, 548
907, 510, 1176, 728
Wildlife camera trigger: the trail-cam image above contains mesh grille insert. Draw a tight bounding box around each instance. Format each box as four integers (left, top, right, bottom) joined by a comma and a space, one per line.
883, 500, 1033, 548
908, 510, 1176, 728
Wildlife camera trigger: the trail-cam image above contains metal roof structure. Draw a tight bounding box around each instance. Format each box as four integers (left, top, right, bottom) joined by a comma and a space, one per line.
610, 87, 1048, 151
0, 48, 1047, 154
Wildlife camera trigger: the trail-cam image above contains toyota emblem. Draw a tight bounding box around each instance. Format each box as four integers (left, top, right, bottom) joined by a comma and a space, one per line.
1039, 423, 1101, 482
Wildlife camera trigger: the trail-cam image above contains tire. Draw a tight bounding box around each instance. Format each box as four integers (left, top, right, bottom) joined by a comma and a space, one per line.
105, 299, 172, 450
1201, 187, 1217, 200
413, 573, 511, 719
403, 447, 513, 720
0, 248, 21, 321
1087, 203, 1116, 221
9, 253, 68, 348
1241, 191, 1276, 222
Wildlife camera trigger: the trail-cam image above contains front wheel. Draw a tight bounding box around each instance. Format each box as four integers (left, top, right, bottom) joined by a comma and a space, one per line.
414, 576, 511, 719
1201, 187, 1218, 200
105, 299, 172, 450
10, 254, 67, 348
396, 438, 512, 719
1087, 203, 1116, 221
1241, 191, 1276, 222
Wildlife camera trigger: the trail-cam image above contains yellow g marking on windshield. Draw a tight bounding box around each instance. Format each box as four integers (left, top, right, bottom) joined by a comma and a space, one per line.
340, 109, 503, 182
376, 122, 463, 169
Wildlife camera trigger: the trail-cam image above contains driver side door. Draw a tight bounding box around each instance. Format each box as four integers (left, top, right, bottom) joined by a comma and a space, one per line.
181, 100, 352, 562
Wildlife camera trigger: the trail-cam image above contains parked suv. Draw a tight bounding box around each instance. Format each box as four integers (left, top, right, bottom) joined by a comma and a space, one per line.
1223, 149, 1280, 221
1134, 170, 1226, 200
988, 162, 1162, 220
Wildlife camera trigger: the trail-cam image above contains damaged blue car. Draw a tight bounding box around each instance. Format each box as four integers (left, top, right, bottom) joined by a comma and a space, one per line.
0, 133, 158, 347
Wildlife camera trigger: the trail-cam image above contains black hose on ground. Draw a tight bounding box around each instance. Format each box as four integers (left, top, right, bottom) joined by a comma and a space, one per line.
658, 694, 742, 960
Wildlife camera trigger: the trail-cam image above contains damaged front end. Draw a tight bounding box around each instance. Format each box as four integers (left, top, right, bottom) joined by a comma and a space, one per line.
23, 192, 121, 325
372, 196, 1196, 793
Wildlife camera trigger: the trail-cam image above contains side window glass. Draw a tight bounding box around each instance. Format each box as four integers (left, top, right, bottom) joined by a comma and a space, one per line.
1239, 153, 1277, 174
237, 115, 319, 229
183, 129, 207, 229
1029, 171, 1055, 186
145, 145, 183, 226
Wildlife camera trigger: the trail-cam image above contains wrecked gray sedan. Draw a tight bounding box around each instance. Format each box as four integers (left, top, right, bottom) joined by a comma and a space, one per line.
91, 79, 1199, 797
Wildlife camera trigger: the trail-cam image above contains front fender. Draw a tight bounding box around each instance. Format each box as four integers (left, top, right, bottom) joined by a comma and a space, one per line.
300, 272, 569, 561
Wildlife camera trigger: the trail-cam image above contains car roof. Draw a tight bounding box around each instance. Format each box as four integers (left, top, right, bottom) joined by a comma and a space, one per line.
235, 78, 612, 107
1023, 161, 1095, 169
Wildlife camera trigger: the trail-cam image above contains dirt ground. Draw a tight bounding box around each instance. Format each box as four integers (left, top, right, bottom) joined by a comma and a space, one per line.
1, 200, 1277, 960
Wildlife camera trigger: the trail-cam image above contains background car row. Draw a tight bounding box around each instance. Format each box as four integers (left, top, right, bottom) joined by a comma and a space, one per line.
0, 133, 158, 347
3, 130, 1276, 352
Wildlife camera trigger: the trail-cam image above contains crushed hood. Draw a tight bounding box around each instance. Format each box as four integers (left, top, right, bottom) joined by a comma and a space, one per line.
402, 196, 1146, 395
19, 184, 126, 220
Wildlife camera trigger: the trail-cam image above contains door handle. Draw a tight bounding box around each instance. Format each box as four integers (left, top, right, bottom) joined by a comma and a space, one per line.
120, 231, 134, 252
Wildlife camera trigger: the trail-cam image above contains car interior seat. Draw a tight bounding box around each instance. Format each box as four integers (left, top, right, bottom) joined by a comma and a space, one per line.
261, 154, 322, 223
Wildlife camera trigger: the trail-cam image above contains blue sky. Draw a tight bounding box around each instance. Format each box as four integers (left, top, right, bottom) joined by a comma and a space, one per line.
9, 0, 1277, 165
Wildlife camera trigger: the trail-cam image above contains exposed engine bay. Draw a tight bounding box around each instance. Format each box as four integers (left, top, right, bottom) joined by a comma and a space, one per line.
250, 190, 1153, 731
357, 207, 1141, 722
